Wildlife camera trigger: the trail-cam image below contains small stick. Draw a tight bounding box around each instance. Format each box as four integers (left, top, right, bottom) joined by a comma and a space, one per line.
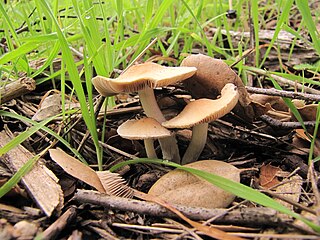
246, 86, 320, 102
74, 190, 281, 227
260, 115, 316, 129
0, 77, 36, 104
246, 68, 320, 95
40, 206, 77, 240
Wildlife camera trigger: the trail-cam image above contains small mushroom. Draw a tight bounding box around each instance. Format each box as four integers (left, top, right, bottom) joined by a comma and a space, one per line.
181, 54, 254, 120
92, 62, 197, 163
162, 83, 239, 164
117, 117, 172, 159
148, 160, 240, 208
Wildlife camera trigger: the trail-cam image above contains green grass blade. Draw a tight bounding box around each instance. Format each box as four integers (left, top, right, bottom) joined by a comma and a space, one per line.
35, 0, 102, 169
30, 41, 60, 78
0, 42, 38, 65
296, 0, 320, 55
309, 103, 320, 163
0, 115, 55, 156
260, 0, 294, 67
0, 154, 41, 198
251, 0, 260, 66
0, 2, 21, 46
269, 78, 308, 135
0, 110, 87, 164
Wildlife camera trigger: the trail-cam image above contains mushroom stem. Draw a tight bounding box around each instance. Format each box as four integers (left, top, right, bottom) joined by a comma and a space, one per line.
138, 87, 166, 123
144, 139, 158, 159
182, 123, 208, 164
138, 86, 180, 163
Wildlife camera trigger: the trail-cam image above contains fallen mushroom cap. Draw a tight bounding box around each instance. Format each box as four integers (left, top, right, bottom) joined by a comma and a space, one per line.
181, 54, 249, 104
148, 160, 240, 208
117, 117, 172, 140
92, 62, 197, 96
162, 83, 239, 128
181, 54, 256, 121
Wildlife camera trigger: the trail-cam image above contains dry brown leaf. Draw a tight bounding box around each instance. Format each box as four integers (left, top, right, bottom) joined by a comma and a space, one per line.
293, 130, 320, 157
32, 93, 80, 121
259, 164, 281, 189
49, 148, 105, 193
274, 174, 302, 212
250, 93, 288, 112
148, 160, 240, 208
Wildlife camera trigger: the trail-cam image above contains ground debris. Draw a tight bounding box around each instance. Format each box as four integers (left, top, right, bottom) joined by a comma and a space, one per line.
0, 130, 63, 217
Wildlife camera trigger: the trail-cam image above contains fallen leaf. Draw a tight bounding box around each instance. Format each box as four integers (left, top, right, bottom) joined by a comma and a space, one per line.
259, 164, 281, 189
32, 93, 80, 121
274, 174, 302, 214
49, 148, 105, 193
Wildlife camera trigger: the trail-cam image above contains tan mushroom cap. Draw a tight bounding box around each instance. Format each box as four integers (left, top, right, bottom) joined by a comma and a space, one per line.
162, 83, 239, 128
117, 117, 172, 140
92, 62, 197, 97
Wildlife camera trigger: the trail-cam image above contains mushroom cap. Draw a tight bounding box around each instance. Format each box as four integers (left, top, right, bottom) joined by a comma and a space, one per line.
117, 117, 172, 140
162, 83, 239, 128
92, 62, 197, 97
148, 160, 240, 208
181, 54, 247, 103
181, 54, 256, 121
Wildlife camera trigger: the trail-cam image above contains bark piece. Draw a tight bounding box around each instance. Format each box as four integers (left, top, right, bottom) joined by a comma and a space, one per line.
0, 77, 36, 104
0, 131, 63, 216
40, 206, 77, 240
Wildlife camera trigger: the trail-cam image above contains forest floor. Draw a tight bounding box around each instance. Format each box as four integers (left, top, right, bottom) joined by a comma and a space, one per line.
0, 1, 320, 240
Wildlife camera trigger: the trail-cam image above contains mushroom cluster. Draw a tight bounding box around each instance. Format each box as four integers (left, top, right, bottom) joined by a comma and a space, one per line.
92, 62, 197, 163
92, 56, 241, 164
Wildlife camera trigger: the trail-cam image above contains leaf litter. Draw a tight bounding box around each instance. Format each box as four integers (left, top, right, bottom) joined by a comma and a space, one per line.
0, 2, 320, 240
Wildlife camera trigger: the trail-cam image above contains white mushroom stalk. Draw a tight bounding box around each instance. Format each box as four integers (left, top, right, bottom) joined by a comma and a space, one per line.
92, 62, 197, 163
162, 83, 239, 164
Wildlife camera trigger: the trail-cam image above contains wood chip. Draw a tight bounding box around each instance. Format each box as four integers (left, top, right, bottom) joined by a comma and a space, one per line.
0, 131, 63, 217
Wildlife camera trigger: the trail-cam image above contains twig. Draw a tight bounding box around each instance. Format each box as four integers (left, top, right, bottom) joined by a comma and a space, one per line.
246, 86, 320, 102
40, 206, 77, 240
260, 115, 316, 129
246, 68, 320, 95
75, 130, 138, 159
112, 222, 319, 239
0, 130, 63, 217
74, 190, 281, 227
308, 163, 320, 222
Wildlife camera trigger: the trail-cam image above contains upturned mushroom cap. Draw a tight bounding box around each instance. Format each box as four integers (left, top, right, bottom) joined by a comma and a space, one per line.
148, 160, 240, 208
162, 83, 239, 128
117, 117, 172, 140
181, 54, 255, 120
92, 62, 197, 96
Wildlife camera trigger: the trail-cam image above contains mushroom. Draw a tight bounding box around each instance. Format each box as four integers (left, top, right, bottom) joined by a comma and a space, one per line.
162, 83, 239, 164
117, 117, 173, 159
148, 160, 240, 208
180, 54, 255, 120
92, 62, 197, 163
